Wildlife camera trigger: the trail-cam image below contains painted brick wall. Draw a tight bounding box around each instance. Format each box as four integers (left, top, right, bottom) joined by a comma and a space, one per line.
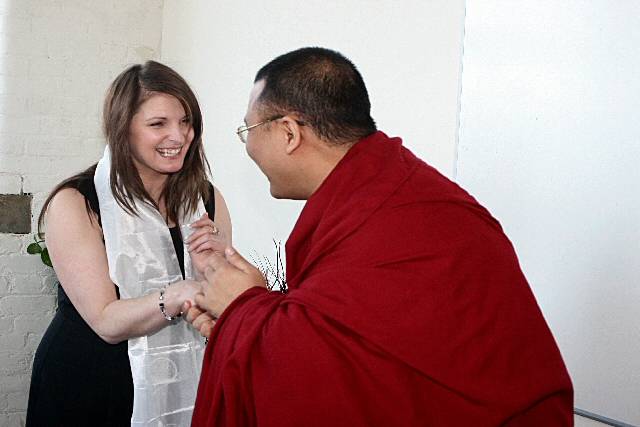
0, 1, 163, 425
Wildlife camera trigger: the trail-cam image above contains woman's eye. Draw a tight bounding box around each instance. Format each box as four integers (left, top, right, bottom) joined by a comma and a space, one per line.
181, 117, 191, 125
149, 122, 163, 127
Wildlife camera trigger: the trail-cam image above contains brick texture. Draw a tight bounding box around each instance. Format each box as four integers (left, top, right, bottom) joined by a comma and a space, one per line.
0, 1, 163, 423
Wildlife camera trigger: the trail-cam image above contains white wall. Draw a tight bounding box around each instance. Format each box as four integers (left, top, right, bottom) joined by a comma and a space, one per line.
160, 0, 466, 261
457, 1, 640, 425
0, 2, 465, 423
0, 1, 163, 425
3, 1, 629, 425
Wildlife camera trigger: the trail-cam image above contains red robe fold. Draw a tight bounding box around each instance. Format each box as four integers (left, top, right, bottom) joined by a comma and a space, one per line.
192, 131, 573, 426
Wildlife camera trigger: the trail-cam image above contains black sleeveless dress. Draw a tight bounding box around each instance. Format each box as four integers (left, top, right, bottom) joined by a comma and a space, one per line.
26, 175, 215, 427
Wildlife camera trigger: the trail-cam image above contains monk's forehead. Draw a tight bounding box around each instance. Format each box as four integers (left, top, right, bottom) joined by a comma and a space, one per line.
247, 80, 266, 118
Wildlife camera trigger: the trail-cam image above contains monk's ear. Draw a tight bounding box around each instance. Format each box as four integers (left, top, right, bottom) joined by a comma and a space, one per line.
280, 116, 302, 155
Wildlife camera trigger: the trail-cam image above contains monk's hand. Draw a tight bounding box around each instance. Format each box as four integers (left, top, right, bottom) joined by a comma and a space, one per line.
181, 300, 216, 339
194, 247, 267, 318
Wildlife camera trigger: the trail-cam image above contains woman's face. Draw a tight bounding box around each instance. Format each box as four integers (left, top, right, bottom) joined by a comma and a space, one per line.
128, 92, 195, 185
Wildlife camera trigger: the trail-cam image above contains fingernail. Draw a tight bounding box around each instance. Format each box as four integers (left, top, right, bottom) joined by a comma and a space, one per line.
225, 247, 235, 256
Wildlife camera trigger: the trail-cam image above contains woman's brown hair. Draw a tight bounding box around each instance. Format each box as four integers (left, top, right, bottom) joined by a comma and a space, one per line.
38, 61, 210, 235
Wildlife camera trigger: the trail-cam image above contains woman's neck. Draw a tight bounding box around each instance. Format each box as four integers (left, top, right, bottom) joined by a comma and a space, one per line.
140, 173, 168, 204
140, 174, 173, 225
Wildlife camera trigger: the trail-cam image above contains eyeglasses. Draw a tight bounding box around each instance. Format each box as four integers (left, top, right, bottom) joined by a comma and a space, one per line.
236, 116, 283, 144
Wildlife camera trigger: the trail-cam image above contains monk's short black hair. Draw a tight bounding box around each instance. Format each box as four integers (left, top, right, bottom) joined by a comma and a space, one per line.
255, 47, 377, 144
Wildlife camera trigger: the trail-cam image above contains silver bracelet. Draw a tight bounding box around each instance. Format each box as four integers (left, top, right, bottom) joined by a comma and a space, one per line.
159, 285, 180, 321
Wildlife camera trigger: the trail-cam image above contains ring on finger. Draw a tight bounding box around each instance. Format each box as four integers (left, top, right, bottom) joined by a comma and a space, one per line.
211, 225, 219, 235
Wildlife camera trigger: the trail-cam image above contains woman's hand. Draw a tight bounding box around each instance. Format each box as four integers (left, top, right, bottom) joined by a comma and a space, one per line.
162, 279, 202, 316
183, 213, 228, 278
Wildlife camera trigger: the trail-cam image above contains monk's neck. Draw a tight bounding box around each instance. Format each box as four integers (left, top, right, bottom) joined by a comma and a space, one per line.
302, 142, 354, 199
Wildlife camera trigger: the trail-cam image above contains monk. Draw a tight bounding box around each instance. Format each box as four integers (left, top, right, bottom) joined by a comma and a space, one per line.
188, 47, 574, 426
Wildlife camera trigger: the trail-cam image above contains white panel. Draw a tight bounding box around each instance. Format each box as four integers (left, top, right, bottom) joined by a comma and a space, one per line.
160, 0, 466, 265
457, 1, 640, 424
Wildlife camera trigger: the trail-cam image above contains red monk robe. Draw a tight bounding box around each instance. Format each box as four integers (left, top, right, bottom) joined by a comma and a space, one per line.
192, 131, 573, 426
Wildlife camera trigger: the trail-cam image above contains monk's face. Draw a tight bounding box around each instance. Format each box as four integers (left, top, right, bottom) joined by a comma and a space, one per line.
242, 80, 296, 199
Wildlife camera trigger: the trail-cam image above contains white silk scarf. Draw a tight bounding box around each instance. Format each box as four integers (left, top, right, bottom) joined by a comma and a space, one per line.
95, 146, 205, 427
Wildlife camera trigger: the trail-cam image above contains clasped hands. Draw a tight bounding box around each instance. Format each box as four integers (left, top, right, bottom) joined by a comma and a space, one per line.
183, 236, 267, 338
182, 214, 266, 338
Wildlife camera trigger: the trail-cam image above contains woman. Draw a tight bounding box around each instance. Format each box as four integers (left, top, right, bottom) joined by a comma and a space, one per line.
26, 61, 228, 426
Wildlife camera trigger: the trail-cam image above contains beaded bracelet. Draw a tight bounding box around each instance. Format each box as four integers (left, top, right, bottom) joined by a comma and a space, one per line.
158, 286, 180, 321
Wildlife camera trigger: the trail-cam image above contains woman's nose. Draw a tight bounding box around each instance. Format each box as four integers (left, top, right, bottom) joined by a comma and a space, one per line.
167, 122, 186, 142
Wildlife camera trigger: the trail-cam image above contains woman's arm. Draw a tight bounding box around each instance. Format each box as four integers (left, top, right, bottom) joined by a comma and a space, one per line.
182, 185, 233, 335
46, 188, 200, 344
186, 185, 233, 277
213, 185, 232, 245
